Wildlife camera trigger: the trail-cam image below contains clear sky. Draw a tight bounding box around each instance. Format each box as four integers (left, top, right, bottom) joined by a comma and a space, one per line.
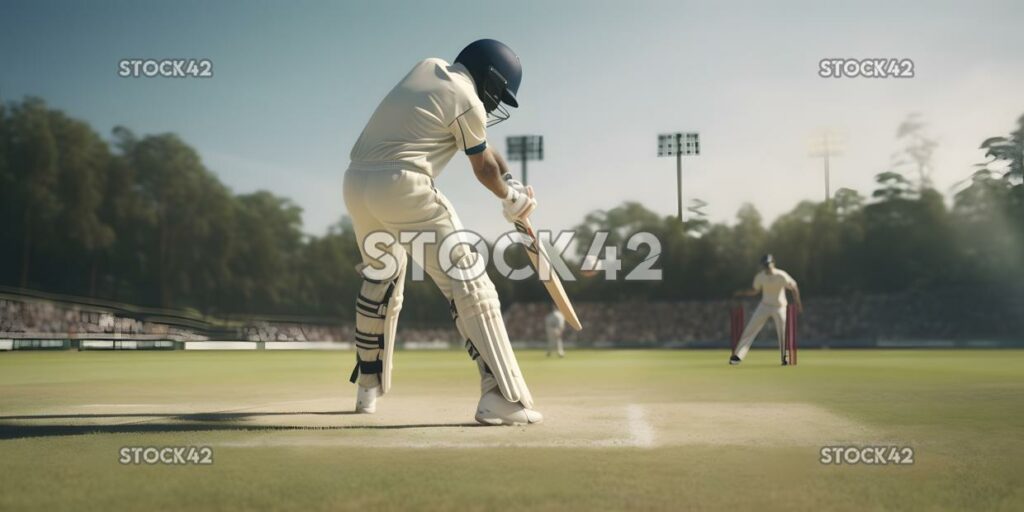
2, 0, 1022, 239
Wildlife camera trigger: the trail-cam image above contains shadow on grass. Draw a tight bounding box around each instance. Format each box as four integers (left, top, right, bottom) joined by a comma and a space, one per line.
0, 410, 483, 439
1, 411, 358, 420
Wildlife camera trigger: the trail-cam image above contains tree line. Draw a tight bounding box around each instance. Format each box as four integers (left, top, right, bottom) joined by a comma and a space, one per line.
1, 97, 1021, 324
567, 115, 1023, 303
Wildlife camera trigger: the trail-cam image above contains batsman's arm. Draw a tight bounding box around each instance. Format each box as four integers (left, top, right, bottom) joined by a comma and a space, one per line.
468, 148, 510, 198
470, 148, 535, 222
789, 283, 804, 313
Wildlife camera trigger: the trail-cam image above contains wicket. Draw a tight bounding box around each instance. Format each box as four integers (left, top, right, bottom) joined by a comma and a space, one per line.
728, 304, 798, 365
729, 305, 744, 356
786, 304, 798, 365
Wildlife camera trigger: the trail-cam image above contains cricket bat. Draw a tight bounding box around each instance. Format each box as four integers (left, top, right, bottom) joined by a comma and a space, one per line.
513, 217, 583, 331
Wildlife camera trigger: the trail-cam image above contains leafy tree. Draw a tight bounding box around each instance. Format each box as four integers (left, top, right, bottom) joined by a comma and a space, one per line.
952, 169, 1022, 287
294, 219, 359, 316
892, 113, 939, 190
872, 171, 917, 203
122, 132, 235, 307
979, 114, 1024, 182
0, 100, 12, 283
230, 191, 303, 312
6, 97, 60, 287
98, 129, 156, 302
47, 110, 115, 295
862, 171, 952, 291
830, 188, 866, 291
833, 187, 864, 219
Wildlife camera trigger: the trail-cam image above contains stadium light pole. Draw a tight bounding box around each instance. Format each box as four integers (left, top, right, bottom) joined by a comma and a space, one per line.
506, 135, 544, 186
657, 132, 700, 222
809, 130, 844, 203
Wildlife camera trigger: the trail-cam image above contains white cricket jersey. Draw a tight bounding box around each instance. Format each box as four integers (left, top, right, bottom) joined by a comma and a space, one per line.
349, 58, 487, 179
545, 310, 566, 330
753, 269, 797, 307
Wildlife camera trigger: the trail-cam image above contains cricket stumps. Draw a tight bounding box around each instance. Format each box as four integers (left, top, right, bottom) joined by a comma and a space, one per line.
729, 305, 744, 356
786, 303, 798, 365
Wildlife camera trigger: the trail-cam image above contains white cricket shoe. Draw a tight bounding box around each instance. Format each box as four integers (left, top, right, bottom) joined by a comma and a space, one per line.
355, 385, 380, 414
474, 389, 543, 426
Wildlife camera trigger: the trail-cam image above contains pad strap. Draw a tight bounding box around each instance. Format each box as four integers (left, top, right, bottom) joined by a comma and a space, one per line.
356, 284, 394, 319
354, 329, 385, 350
349, 355, 384, 383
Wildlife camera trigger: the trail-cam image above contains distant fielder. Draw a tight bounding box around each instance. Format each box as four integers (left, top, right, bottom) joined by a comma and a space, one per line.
544, 306, 566, 358
342, 40, 542, 425
730, 254, 803, 366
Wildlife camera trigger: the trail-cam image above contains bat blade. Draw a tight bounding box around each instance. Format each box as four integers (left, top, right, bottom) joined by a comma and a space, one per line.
514, 218, 582, 331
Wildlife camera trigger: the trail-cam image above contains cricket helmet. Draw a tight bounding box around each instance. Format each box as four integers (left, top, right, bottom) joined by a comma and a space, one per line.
760, 254, 775, 266
455, 39, 521, 125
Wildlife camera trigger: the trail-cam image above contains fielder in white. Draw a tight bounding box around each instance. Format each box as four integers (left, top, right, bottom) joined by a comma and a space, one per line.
730, 254, 803, 366
544, 307, 566, 358
342, 39, 543, 425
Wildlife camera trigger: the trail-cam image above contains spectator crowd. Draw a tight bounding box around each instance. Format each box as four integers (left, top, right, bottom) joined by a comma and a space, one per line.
3, 291, 1020, 347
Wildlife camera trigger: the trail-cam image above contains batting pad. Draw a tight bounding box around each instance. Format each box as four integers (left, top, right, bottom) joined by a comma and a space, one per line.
450, 253, 533, 409
351, 262, 405, 394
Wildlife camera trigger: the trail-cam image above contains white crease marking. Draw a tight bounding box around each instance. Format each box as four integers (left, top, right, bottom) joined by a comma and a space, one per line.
626, 404, 655, 447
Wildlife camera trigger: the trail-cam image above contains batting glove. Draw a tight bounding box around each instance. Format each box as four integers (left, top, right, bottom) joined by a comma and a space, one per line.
501, 174, 537, 222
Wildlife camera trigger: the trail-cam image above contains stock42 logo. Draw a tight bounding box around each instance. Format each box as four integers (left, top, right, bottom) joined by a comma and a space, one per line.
576, 231, 662, 281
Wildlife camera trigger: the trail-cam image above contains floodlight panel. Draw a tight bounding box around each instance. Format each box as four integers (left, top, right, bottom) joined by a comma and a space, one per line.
682, 132, 701, 156
658, 132, 700, 156
507, 135, 543, 161
808, 131, 845, 157
526, 135, 543, 160
507, 136, 524, 160
657, 133, 677, 157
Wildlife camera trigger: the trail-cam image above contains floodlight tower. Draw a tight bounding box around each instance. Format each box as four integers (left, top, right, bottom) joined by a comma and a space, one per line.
657, 132, 701, 222
809, 130, 844, 202
506, 135, 544, 185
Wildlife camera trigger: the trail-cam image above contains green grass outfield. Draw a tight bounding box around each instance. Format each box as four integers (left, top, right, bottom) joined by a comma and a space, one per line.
1, 349, 1022, 511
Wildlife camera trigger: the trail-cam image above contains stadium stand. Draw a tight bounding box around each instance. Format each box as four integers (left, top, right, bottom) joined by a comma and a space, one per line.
3, 289, 1022, 349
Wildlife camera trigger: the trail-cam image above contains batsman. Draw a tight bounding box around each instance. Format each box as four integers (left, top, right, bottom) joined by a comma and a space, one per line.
341, 40, 543, 425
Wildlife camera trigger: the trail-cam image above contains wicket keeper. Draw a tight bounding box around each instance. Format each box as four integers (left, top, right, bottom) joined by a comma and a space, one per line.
342, 40, 543, 425
730, 254, 803, 365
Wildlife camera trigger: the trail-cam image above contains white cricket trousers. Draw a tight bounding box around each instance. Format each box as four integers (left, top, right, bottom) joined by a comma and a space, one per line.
734, 302, 787, 361
343, 167, 473, 299
343, 167, 512, 397
546, 328, 564, 357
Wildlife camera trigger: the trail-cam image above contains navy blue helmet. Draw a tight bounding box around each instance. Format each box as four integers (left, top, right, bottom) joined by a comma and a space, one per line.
455, 39, 521, 125
760, 254, 775, 267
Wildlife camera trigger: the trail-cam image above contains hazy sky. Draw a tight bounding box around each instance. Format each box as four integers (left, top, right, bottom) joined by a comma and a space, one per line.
2, 0, 1022, 239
